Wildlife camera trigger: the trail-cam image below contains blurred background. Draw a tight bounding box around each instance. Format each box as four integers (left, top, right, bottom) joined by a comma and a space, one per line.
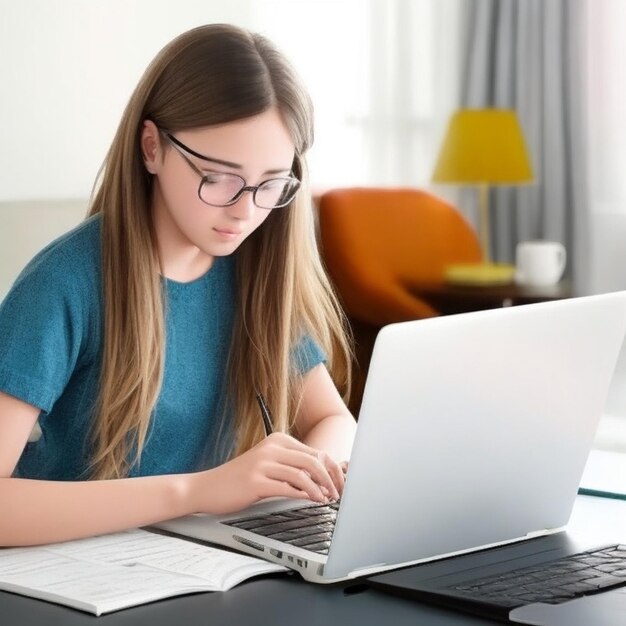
1, 0, 625, 294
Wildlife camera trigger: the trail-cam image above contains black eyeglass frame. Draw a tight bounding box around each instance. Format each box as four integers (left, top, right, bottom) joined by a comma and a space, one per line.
160, 131, 301, 210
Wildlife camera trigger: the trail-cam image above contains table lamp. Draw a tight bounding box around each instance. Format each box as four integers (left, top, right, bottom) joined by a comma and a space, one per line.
432, 108, 534, 285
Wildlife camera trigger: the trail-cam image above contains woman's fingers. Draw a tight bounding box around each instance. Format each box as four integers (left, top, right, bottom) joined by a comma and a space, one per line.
261, 478, 310, 502
266, 463, 329, 502
316, 450, 345, 497
274, 448, 340, 500
254, 433, 348, 503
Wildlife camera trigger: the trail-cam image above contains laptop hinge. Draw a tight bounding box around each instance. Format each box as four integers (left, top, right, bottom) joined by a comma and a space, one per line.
525, 526, 563, 540
346, 563, 388, 578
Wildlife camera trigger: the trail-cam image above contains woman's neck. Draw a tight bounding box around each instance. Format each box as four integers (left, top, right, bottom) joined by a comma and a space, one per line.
151, 189, 215, 283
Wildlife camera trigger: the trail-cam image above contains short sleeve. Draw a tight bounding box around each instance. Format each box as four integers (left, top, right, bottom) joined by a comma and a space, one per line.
292, 335, 327, 375
0, 252, 88, 413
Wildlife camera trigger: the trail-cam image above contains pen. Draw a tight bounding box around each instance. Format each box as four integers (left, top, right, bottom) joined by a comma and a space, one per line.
255, 392, 274, 437
255, 392, 347, 487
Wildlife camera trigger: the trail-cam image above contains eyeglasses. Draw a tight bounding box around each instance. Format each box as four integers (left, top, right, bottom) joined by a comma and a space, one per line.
160, 131, 301, 210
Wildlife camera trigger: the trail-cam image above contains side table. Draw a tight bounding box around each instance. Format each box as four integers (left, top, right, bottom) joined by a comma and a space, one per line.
412, 281, 572, 315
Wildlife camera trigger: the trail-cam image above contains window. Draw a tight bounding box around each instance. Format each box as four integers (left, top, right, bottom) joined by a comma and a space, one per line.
251, 0, 462, 191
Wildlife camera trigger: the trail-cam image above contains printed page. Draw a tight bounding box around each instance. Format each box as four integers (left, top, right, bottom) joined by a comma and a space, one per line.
0, 529, 287, 615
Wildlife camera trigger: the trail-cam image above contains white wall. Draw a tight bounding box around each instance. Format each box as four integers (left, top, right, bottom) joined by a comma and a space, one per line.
0, 1, 257, 296
589, 212, 626, 295
0, 200, 87, 299
0, 0, 253, 201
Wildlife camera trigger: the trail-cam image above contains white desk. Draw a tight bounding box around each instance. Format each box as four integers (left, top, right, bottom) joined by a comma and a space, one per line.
567, 493, 626, 544
581, 447, 626, 499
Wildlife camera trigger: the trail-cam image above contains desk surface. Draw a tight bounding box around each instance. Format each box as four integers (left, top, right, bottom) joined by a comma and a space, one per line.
2, 496, 624, 626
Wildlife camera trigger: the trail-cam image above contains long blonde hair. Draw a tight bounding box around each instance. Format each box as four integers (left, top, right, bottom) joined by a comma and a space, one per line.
87, 24, 352, 479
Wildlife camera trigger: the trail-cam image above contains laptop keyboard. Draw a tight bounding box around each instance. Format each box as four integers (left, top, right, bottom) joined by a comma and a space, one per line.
226, 501, 340, 555
448, 545, 626, 607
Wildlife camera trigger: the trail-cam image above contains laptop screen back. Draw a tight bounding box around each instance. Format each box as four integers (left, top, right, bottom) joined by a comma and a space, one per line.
324, 293, 626, 579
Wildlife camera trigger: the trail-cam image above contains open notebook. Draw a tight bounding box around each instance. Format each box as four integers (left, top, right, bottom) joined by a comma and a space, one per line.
0, 529, 286, 615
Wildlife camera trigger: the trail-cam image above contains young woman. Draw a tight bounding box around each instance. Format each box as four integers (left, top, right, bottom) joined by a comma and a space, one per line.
0, 24, 355, 547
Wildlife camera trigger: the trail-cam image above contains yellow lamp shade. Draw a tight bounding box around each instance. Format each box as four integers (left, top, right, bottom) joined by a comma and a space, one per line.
432, 109, 533, 184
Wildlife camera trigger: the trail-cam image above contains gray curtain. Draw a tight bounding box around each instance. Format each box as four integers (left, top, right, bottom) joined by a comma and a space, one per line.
460, 0, 589, 293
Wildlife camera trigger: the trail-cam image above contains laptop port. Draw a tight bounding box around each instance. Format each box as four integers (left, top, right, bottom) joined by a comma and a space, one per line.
233, 535, 265, 552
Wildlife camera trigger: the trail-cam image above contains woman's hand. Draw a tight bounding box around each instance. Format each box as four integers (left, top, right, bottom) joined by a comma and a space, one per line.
190, 432, 346, 515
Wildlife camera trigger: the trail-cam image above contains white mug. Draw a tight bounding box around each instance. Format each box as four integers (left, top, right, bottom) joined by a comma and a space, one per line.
515, 240, 566, 287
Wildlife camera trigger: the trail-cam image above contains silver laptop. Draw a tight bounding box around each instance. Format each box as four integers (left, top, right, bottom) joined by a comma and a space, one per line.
154, 292, 626, 587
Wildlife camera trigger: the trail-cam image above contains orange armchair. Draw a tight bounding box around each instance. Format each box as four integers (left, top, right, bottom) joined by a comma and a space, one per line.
317, 187, 482, 414
317, 187, 482, 326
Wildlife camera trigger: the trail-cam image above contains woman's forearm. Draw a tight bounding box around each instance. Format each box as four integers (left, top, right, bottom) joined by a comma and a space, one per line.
0, 473, 198, 547
1, 415, 357, 547
301, 413, 357, 463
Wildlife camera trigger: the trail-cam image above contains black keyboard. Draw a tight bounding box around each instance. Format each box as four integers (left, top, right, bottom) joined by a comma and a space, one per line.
227, 501, 340, 555
448, 544, 626, 608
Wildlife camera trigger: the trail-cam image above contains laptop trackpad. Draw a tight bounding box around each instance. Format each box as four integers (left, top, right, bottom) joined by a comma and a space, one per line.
510, 587, 626, 625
